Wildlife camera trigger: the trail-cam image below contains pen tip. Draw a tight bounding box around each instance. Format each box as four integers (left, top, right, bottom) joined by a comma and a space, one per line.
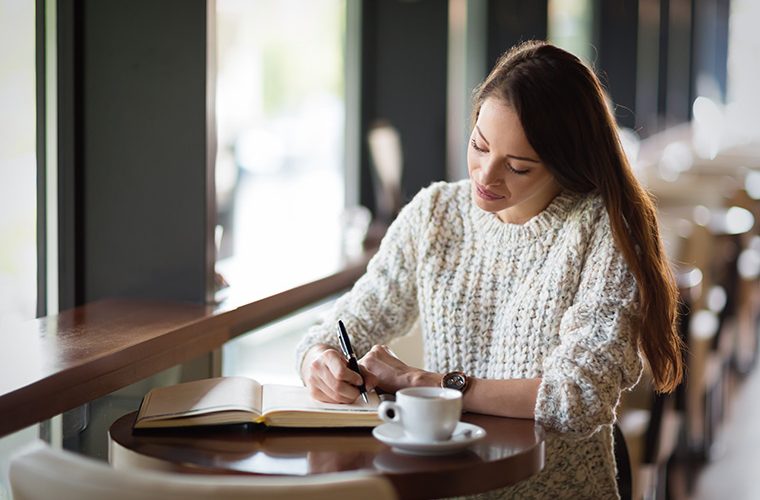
362, 393, 369, 404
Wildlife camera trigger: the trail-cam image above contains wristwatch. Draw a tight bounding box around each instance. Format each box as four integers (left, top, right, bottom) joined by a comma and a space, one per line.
441, 370, 469, 393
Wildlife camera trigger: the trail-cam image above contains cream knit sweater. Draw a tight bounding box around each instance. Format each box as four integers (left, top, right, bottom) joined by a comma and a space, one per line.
296, 180, 642, 499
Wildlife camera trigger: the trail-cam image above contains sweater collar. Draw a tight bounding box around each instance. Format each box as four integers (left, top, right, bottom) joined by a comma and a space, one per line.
470, 188, 583, 242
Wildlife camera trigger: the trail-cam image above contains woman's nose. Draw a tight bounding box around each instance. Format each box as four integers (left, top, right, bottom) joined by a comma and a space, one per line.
480, 159, 503, 187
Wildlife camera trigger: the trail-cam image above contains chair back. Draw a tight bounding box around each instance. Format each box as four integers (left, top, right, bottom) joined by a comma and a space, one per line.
10, 441, 397, 500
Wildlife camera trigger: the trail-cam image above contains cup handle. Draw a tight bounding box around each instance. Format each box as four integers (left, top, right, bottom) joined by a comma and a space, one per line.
378, 401, 400, 424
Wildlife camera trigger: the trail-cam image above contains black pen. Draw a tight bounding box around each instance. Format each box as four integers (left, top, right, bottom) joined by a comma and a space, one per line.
337, 320, 369, 404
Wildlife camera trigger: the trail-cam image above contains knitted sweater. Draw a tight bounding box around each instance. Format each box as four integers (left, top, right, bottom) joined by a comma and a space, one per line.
296, 180, 643, 499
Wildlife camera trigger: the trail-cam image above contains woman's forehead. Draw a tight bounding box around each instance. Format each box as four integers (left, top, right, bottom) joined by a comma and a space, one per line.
476, 98, 536, 155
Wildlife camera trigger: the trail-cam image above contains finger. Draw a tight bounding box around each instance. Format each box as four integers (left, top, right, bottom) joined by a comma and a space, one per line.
370, 344, 400, 360
360, 368, 378, 392
316, 369, 360, 404
308, 384, 335, 403
360, 350, 389, 374
325, 354, 364, 386
381, 344, 400, 359
306, 372, 341, 404
369, 345, 409, 372
304, 357, 339, 396
307, 350, 361, 393
364, 345, 390, 365
304, 357, 332, 390
310, 372, 347, 403
358, 354, 386, 392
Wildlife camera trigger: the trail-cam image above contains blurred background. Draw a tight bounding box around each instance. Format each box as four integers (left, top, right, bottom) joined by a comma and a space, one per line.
2, 0, 760, 498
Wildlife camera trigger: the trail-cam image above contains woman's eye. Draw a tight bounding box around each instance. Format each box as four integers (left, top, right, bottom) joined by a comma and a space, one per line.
470, 137, 529, 175
507, 164, 529, 175
470, 138, 487, 153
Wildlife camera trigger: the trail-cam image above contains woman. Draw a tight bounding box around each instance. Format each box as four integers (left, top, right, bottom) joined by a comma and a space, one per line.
296, 40, 682, 498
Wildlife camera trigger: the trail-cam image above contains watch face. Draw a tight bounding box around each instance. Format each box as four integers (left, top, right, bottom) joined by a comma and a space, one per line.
445, 373, 466, 390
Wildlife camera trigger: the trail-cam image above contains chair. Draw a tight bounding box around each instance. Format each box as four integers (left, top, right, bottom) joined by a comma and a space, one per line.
10, 440, 398, 500
367, 120, 403, 224
618, 361, 683, 499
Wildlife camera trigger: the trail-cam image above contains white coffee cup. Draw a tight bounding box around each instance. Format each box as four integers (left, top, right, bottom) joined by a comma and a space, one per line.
377, 387, 462, 442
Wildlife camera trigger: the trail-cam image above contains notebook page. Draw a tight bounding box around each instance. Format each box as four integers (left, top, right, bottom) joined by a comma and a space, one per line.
261, 384, 379, 414
139, 377, 262, 420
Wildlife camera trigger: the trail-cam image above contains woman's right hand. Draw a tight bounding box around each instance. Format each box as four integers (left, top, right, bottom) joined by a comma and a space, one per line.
300, 344, 366, 404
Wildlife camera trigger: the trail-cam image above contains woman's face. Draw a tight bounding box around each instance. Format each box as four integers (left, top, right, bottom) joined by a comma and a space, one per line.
467, 97, 561, 224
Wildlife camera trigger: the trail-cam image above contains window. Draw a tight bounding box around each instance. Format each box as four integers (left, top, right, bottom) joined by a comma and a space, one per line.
215, 0, 350, 383
727, 0, 760, 136
0, 1, 39, 495
215, 0, 349, 303
547, 0, 594, 63
0, 0, 37, 325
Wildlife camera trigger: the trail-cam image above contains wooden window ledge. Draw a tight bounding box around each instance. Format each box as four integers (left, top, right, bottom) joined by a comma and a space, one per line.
0, 250, 375, 438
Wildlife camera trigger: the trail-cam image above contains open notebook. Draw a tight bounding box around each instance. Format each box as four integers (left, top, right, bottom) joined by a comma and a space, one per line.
135, 376, 381, 429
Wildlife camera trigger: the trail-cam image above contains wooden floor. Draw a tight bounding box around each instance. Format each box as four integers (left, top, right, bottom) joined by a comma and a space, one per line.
692, 363, 760, 499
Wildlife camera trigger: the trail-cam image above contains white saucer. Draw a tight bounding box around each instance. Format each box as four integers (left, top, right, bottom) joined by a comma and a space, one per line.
372, 422, 486, 456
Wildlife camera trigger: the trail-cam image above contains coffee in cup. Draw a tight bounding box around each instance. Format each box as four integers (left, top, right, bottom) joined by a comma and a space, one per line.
377, 387, 462, 442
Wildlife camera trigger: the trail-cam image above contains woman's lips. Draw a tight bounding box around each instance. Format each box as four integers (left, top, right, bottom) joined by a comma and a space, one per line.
475, 183, 505, 201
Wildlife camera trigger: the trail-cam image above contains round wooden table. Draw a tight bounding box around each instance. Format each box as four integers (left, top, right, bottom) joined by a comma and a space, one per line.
109, 411, 545, 499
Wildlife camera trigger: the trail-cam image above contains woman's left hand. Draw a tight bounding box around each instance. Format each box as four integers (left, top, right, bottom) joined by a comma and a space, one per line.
358, 345, 438, 393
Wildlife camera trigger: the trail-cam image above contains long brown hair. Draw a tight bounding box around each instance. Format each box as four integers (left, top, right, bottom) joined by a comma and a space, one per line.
472, 40, 683, 393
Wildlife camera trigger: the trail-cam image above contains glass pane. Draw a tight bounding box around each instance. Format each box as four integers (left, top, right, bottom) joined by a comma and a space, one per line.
547, 0, 594, 63
223, 299, 337, 385
0, 1, 37, 323
727, 0, 760, 136
215, 0, 347, 303
0, 2, 38, 495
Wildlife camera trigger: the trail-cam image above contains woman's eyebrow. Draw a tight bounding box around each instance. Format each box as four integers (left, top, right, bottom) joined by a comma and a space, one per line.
475, 125, 491, 146
475, 125, 541, 163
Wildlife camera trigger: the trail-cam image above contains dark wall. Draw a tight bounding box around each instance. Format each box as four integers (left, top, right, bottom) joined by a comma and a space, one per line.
665, 0, 693, 124
637, 0, 663, 135
594, 0, 730, 136
487, 0, 548, 68
58, 0, 213, 306
360, 0, 448, 212
55, 0, 215, 458
595, 0, 640, 129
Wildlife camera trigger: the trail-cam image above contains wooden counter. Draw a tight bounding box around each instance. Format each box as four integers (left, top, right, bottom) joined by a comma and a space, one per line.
0, 252, 373, 438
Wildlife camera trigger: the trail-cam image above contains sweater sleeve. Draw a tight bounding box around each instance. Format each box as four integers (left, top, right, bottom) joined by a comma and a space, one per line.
294, 185, 434, 374
534, 216, 643, 439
